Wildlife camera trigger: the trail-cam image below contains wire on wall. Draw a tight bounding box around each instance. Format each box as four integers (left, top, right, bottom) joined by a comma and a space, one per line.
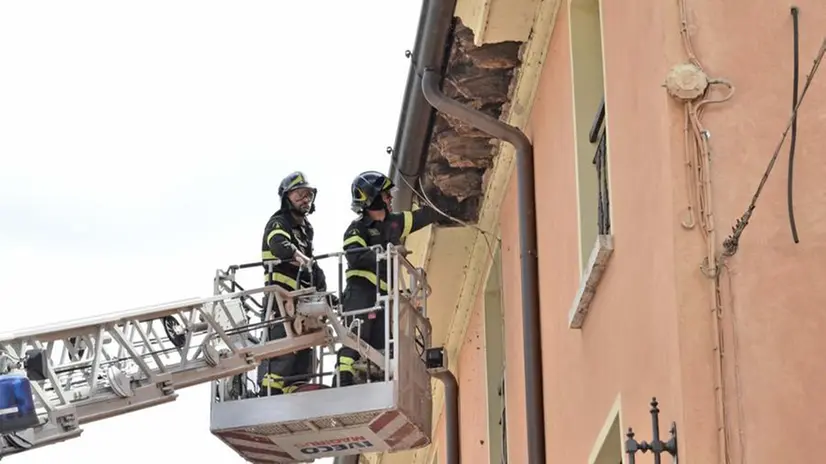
786, 7, 801, 244
667, 1, 735, 463
670, 6, 826, 464
386, 147, 501, 262
722, 37, 825, 257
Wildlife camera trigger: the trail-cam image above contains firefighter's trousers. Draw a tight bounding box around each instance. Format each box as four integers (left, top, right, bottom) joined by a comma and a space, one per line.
336, 280, 386, 381
256, 291, 314, 395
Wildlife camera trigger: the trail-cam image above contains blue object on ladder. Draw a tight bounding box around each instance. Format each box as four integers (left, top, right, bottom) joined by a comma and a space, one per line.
0, 372, 38, 434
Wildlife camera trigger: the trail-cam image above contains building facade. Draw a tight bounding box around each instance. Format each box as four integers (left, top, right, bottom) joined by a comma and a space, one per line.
374, 0, 826, 463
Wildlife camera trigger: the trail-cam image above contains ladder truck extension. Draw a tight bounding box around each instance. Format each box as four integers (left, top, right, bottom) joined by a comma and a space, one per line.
0, 245, 445, 463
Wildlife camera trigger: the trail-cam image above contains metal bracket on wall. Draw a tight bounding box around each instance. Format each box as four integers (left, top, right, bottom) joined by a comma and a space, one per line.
624, 397, 678, 464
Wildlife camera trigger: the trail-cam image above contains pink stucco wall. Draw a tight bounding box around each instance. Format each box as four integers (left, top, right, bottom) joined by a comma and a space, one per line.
682, 1, 826, 463
490, 0, 826, 463
433, 291, 492, 463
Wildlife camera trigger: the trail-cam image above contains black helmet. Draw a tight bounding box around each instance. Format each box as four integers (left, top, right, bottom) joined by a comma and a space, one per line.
351, 171, 394, 213
279, 171, 317, 215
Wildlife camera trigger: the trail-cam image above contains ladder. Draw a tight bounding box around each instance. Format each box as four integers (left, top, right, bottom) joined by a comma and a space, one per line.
0, 283, 331, 458
0, 245, 436, 463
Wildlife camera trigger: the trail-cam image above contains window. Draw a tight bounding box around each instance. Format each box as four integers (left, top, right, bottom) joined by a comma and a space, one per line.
569, 0, 611, 271
588, 398, 623, 464
567, 0, 614, 329
484, 249, 508, 463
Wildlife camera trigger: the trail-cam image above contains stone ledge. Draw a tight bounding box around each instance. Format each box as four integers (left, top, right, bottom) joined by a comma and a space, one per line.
568, 234, 614, 329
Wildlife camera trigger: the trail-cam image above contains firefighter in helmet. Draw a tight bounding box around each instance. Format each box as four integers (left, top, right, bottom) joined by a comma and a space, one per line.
257, 171, 327, 396
334, 170, 439, 387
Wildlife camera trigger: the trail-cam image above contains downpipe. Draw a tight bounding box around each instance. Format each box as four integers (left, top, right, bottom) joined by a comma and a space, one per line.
421, 69, 546, 463
331, 456, 359, 464
431, 370, 460, 464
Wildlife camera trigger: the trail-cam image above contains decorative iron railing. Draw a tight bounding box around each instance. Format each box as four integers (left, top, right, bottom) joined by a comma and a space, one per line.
625, 397, 679, 463
589, 97, 611, 235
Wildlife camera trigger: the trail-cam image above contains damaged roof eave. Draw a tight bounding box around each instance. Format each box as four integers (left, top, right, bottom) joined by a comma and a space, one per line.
389, 0, 542, 214
378, 0, 563, 463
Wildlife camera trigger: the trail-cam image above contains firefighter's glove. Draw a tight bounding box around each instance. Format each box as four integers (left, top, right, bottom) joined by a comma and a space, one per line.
293, 250, 312, 267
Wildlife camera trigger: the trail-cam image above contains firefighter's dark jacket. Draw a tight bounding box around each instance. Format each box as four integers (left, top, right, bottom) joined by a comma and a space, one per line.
342, 206, 438, 293
261, 210, 326, 291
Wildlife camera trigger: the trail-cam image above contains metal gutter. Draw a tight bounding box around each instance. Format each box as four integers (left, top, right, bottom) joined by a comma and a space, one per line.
378, 3, 465, 464
388, 0, 456, 212
421, 68, 546, 464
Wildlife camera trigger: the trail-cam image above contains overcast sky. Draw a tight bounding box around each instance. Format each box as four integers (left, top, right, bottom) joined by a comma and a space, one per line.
0, 1, 422, 462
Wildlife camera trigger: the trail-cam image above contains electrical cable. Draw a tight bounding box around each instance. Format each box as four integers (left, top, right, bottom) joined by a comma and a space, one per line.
386, 147, 500, 261
787, 6, 801, 244
675, 2, 734, 462
723, 38, 825, 257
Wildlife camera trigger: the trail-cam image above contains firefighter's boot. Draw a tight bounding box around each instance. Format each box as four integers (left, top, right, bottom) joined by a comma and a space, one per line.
259, 373, 286, 397
335, 356, 357, 387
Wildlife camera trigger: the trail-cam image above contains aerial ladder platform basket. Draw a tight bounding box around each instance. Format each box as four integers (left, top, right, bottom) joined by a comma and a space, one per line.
0, 245, 439, 464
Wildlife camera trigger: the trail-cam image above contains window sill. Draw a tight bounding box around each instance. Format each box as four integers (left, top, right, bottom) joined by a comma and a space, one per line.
568, 234, 614, 329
